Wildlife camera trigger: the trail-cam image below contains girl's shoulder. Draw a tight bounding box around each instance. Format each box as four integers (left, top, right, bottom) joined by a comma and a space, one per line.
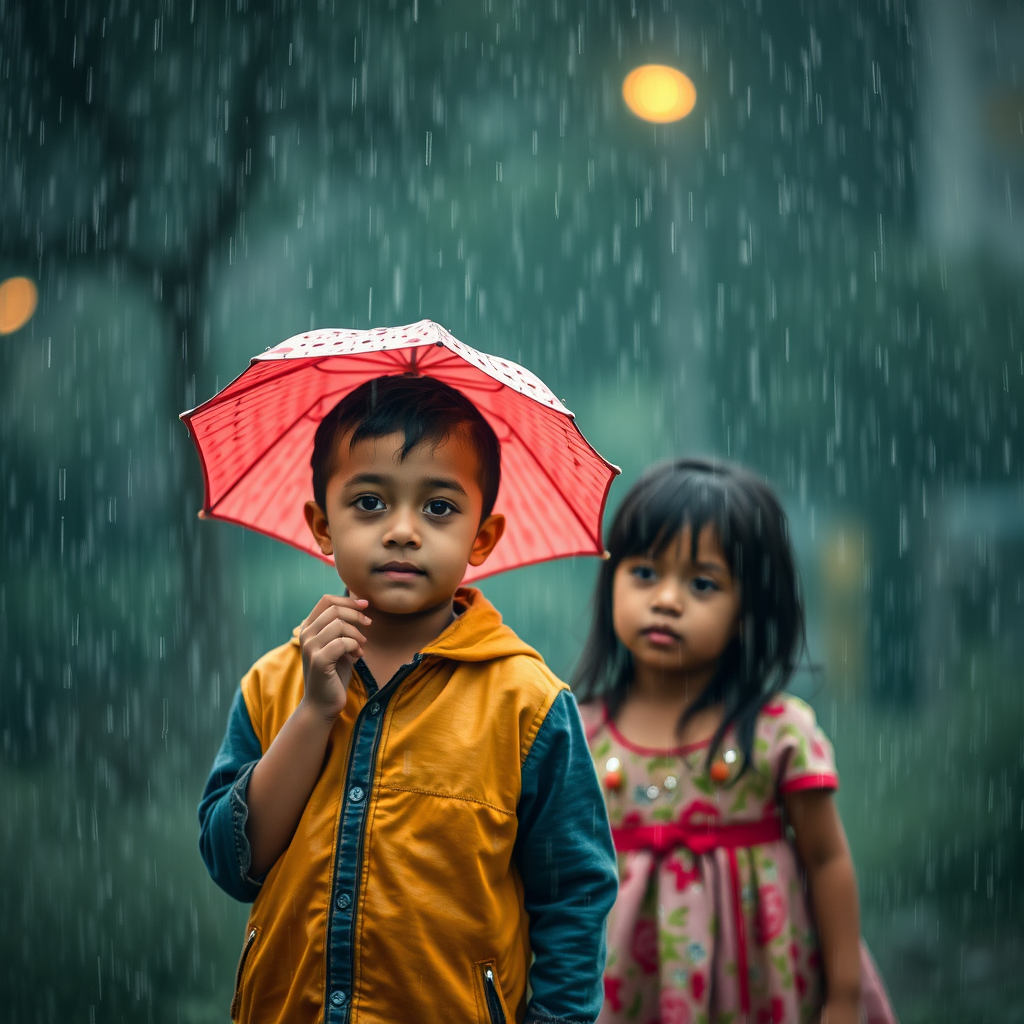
757, 694, 839, 794
757, 692, 821, 734
576, 699, 608, 742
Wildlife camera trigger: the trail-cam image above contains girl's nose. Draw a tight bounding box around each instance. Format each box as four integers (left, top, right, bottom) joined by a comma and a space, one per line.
650, 580, 683, 614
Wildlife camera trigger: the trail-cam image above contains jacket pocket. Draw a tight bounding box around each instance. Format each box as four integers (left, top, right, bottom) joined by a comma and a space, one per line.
230, 925, 260, 1021
475, 959, 510, 1024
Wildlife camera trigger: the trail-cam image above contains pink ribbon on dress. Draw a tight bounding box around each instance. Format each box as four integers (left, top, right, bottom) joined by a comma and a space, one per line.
611, 815, 783, 856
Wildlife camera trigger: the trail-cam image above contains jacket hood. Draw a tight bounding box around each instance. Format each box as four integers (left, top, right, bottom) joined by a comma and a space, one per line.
289, 587, 541, 665
422, 587, 541, 663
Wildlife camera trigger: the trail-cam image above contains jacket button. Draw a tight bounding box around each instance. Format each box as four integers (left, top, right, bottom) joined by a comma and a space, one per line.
330, 990, 347, 1007
348, 786, 365, 803
336, 893, 351, 910
368, 702, 381, 716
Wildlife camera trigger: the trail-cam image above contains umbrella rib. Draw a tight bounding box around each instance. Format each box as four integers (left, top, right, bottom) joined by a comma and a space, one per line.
498, 415, 601, 548
206, 399, 325, 514
206, 349, 408, 410
198, 357, 330, 409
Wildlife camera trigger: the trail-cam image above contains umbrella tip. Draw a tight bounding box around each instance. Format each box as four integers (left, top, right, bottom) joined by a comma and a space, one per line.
601, 550, 611, 560
198, 510, 210, 520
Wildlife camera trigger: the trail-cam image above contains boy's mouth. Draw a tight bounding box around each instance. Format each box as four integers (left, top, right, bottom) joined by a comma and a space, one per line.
376, 560, 427, 580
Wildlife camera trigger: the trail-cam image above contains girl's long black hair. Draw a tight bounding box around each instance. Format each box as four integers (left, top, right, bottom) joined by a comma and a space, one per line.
572, 458, 807, 775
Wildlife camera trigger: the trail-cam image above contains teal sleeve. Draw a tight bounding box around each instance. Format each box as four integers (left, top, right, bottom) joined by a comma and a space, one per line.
197, 688, 264, 902
514, 689, 618, 1024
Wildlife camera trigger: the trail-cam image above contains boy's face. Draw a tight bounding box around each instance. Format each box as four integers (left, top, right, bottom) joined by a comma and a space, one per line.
304, 430, 504, 615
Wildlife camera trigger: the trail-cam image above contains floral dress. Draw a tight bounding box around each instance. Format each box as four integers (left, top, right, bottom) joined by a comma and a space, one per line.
582, 694, 896, 1024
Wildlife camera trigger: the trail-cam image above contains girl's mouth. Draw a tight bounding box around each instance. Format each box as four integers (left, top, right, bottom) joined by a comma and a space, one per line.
641, 626, 681, 646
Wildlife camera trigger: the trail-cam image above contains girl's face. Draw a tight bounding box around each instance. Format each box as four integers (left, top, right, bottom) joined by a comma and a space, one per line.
612, 523, 742, 682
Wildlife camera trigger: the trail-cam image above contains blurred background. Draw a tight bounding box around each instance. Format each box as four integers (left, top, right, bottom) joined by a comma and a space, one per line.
1, 0, 1022, 1020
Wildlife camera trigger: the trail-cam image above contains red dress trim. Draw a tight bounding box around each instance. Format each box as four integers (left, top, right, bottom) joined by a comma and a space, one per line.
778, 773, 839, 794
605, 712, 712, 758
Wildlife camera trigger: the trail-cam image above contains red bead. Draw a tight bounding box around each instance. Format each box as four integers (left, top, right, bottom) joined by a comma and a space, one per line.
604, 770, 623, 791
709, 761, 730, 784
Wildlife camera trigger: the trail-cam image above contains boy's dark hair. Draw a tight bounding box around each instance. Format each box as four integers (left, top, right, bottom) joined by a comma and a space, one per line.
311, 375, 501, 522
572, 457, 807, 777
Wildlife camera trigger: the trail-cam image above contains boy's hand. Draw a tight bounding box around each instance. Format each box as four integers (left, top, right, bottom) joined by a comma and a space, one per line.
298, 596, 371, 720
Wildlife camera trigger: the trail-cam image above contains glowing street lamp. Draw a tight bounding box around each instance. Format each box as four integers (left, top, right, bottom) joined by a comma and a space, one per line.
0, 276, 38, 334
622, 65, 697, 124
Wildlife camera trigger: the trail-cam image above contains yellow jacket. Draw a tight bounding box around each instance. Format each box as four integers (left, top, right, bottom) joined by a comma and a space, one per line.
199, 588, 618, 1024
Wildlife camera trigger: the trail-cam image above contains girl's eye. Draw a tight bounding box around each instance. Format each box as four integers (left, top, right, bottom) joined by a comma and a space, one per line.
425, 499, 456, 518
355, 495, 385, 513
691, 576, 719, 594
630, 564, 657, 582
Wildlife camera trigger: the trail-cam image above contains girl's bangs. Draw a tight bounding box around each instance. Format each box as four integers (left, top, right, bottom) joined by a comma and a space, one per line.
617, 472, 735, 569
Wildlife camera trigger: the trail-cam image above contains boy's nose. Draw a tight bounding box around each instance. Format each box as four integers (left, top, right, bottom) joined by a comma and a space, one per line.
382, 508, 421, 547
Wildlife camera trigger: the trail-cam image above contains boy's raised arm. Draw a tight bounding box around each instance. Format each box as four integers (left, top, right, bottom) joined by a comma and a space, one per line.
244, 595, 369, 877
513, 690, 619, 1024
198, 595, 371, 889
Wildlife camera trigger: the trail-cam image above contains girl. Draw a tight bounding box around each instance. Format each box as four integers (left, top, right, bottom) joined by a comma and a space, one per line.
575, 459, 895, 1024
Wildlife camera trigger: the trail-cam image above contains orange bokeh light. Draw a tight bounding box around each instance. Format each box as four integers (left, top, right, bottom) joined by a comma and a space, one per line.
0, 276, 38, 334
622, 65, 697, 124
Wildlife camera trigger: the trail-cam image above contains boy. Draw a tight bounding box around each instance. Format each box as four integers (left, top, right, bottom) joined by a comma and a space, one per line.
199, 374, 618, 1024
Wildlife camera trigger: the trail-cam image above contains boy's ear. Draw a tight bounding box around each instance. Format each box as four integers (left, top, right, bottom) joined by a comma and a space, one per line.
468, 513, 505, 567
304, 500, 334, 556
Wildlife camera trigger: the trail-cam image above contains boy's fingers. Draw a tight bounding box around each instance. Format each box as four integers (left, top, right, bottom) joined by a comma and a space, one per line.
302, 594, 370, 628
306, 617, 366, 650
317, 636, 362, 667
317, 594, 369, 612
303, 603, 372, 639
302, 593, 337, 626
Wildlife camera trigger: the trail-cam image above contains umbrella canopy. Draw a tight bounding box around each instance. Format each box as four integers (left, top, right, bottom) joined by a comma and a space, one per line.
180, 320, 619, 582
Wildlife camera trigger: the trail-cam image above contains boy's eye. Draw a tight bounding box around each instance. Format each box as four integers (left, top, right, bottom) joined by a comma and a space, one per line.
424, 499, 456, 518
354, 495, 386, 513
630, 564, 657, 582
691, 576, 719, 594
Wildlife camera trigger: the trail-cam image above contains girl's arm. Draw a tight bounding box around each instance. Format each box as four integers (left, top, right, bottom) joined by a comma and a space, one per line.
783, 789, 860, 1024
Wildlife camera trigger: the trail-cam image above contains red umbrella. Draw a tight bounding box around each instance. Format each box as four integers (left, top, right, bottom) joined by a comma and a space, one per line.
180, 320, 619, 582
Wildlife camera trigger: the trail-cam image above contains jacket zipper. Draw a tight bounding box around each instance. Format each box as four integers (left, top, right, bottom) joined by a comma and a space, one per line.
482, 966, 507, 1024
230, 927, 258, 1019
326, 655, 423, 1018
